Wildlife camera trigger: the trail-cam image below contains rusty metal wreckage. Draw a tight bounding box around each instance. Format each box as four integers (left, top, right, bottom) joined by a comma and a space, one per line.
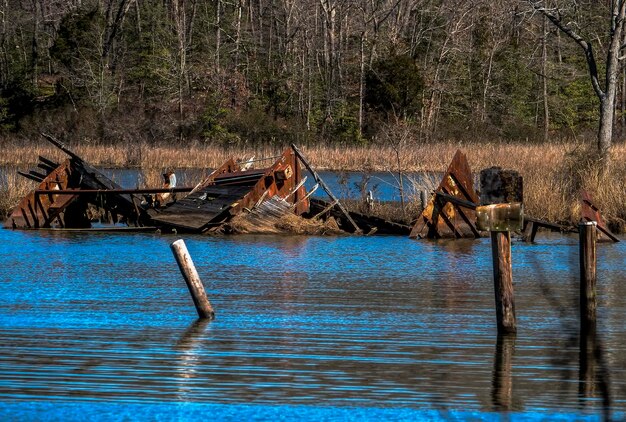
4, 134, 619, 242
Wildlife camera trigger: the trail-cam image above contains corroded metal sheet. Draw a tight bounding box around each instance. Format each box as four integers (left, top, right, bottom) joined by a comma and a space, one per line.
6, 135, 144, 230
5, 159, 79, 229
148, 148, 310, 233
580, 191, 619, 242
410, 150, 480, 239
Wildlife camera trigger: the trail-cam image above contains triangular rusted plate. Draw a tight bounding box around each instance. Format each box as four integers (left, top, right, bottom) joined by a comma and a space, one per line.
580, 190, 619, 242
410, 150, 479, 239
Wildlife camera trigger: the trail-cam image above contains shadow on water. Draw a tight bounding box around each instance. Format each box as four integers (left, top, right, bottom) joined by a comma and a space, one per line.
579, 325, 612, 421
526, 239, 613, 421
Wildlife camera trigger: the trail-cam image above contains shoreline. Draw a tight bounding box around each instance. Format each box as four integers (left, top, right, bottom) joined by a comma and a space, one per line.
1, 141, 625, 229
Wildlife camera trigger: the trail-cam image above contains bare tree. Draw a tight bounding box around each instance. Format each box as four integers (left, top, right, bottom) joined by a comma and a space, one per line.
529, 1, 626, 157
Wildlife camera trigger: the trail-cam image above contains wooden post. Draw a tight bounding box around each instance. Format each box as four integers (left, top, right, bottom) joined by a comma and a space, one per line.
491, 230, 517, 334
480, 167, 522, 335
579, 221, 597, 331
170, 239, 215, 319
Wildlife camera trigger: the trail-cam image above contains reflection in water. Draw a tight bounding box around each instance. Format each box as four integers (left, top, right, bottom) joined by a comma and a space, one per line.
174, 319, 211, 401
579, 325, 611, 421
492, 333, 515, 411
175, 318, 211, 351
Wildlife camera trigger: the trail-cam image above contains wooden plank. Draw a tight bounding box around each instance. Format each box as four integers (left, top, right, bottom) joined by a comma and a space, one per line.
491, 230, 517, 334
149, 185, 251, 230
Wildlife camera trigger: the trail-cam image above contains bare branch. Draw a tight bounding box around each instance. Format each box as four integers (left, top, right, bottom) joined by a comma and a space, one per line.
530, 2, 605, 99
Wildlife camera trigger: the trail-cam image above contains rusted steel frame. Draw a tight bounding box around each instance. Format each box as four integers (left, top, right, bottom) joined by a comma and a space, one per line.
434, 191, 478, 210
425, 194, 458, 239
34, 194, 50, 226
580, 192, 619, 242
38, 156, 59, 169
27, 202, 39, 228
433, 194, 463, 238
291, 143, 361, 233
448, 172, 479, 204
19, 207, 31, 228
425, 200, 442, 239
581, 217, 620, 242
41, 132, 83, 161
34, 187, 194, 195
439, 189, 480, 238
18, 171, 44, 182
595, 224, 619, 242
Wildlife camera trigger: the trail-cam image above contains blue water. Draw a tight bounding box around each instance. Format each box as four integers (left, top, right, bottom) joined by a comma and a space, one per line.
0, 229, 625, 420
100, 168, 424, 202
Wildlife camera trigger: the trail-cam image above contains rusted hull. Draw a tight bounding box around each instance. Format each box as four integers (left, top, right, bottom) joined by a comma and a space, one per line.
5, 159, 80, 229
147, 149, 309, 233
5, 136, 143, 230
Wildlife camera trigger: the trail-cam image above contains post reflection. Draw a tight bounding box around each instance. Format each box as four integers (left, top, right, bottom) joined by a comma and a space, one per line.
578, 325, 611, 421
174, 318, 211, 399
175, 318, 211, 351
492, 333, 516, 411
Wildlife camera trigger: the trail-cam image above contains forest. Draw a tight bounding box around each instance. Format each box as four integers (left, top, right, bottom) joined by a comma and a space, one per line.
0, 0, 622, 147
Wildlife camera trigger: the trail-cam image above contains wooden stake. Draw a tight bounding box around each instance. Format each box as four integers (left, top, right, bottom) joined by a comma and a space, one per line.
579, 221, 597, 331
171, 239, 215, 319
491, 231, 517, 334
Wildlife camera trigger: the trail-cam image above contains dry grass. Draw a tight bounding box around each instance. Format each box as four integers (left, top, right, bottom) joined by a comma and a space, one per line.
0, 170, 36, 221
1, 139, 625, 228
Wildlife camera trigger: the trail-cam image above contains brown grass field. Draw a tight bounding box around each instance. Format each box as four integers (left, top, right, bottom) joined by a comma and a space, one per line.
1, 140, 625, 229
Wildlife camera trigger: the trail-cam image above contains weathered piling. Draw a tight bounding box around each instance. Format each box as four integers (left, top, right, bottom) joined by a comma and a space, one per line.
579, 221, 597, 331
490, 231, 517, 334
170, 239, 215, 319
478, 167, 523, 335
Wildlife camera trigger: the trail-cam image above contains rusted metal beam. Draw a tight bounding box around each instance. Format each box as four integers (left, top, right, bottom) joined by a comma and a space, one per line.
291, 143, 361, 234
38, 156, 59, 169
34, 187, 194, 195
41, 132, 82, 162
435, 191, 478, 210
17, 171, 43, 182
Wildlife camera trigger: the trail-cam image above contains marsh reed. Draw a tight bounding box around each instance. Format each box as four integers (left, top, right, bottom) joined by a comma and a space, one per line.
0, 170, 35, 221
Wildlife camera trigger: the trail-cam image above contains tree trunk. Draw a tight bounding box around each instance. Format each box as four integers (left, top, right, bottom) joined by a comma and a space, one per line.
535, 0, 626, 157
598, 96, 615, 155
542, 15, 549, 141
358, 32, 366, 138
